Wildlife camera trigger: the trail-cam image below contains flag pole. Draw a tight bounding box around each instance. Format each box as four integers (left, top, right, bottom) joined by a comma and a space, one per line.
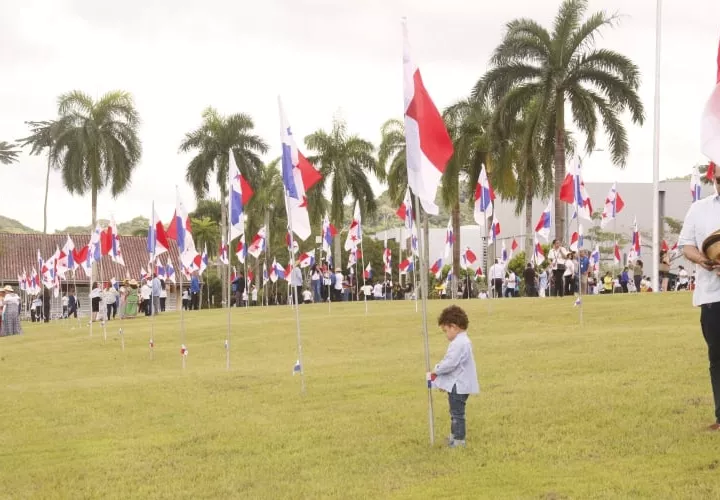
284, 198, 306, 393
613, 217, 617, 295
360, 236, 368, 314
576, 183, 584, 326
412, 192, 435, 446
651, 0, 663, 294
226, 228, 231, 371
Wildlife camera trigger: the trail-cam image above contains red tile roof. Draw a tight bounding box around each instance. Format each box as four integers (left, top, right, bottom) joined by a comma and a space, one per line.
0, 233, 182, 283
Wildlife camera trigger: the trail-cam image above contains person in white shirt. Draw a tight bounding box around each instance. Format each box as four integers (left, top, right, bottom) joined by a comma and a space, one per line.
504, 271, 517, 297
488, 259, 505, 298
548, 239, 569, 297
61, 294, 69, 318
301, 289, 313, 304
676, 266, 690, 291
251, 285, 258, 306
373, 282, 383, 299
159, 280, 168, 311
333, 269, 344, 302
429, 305, 480, 448
182, 289, 190, 311
90, 282, 102, 322
563, 255, 576, 295
680, 185, 720, 430
361, 282, 373, 299
140, 282, 152, 316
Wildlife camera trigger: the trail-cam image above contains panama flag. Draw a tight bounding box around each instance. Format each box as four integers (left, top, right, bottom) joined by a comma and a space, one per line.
248, 226, 267, 259
344, 202, 362, 251
155, 259, 166, 278
560, 161, 593, 221
109, 216, 124, 266
262, 261, 269, 286
600, 182, 625, 228
383, 246, 392, 274
510, 239, 519, 260
403, 21, 454, 215
147, 203, 169, 258
90, 224, 102, 263
347, 247, 358, 269
219, 235, 229, 265
57, 235, 74, 275
631, 216, 641, 257
613, 242, 621, 264
199, 244, 208, 275
321, 214, 337, 254
279, 98, 318, 241
501, 242, 508, 263
228, 150, 254, 241
298, 252, 315, 269
591, 245, 600, 268
691, 165, 702, 202
235, 233, 247, 264
272, 259, 286, 282
461, 247, 477, 270
490, 217, 500, 243
570, 231, 579, 252
364, 263, 373, 279
167, 187, 195, 252
534, 201, 552, 240
701, 39, 720, 173
396, 188, 414, 230
166, 260, 176, 284
443, 218, 454, 259
430, 257, 443, 279
399, 258, 414, 274
533, 236, 545, 265
474, 164, 495, 225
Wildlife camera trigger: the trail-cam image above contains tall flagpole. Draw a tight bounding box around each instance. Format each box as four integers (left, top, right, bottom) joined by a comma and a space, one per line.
226, 226, 232, 370
575, 168, 584, 326
360, 235, 368, 314
651, 0, 662, 293
412, 191, 435, 446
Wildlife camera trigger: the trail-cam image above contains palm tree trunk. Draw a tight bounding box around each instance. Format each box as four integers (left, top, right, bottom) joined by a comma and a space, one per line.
43, 155, 51, 234
451, 199, 461, 296
524, 188, 533, 263
553, 97, 566, 242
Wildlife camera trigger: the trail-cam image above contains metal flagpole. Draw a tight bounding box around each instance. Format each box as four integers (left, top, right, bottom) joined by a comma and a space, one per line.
576, 194, 584, 326
360, 236, 368, 314
226, 228, 231, 370
284, 199, 306, 393
613, 218, 617, 295
651, 0, 663, 294
412, 192, 435, 446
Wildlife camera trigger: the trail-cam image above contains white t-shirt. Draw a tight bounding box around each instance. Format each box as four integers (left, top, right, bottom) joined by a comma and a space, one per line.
506, 272, 517, 289
182, 290, 189, 300
373, 283, 383, 298
548, 247, 568, 270
302, 290, 312, 301
62, 296, 69, 307
678, 269, 689, 285
361, 284, 373, 296
251, 288, 258, 300
563, 260, 575, 277
334, 273, 344, 290
489, 263, 505, 280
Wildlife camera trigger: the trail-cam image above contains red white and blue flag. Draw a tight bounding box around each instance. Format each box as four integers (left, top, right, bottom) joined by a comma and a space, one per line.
399, 258, 414, 274
166, 260, 176, 284
147, 203, 169, 258
613, 242, 621, 264
90, 224, 102, 263
430, 257, 443, 279
235, 233, 247, 264
396, 188, 414, 231
501, 242, 508, 264
629, 217, 641, 260
534, 201, 552, 241
490, 217, 500, 243
364, 263, 372, 280
298, 252, 315, 269
383, 245, 392, 274
219, 235, 229, 265
279, 98, 319, 241
403, 21, 453, 215
248, 226, 266, 259
701, 39, 720, 174
600, 182, 624, 229
443, 218, 454, 259
533, 236, 545, 266
344, 203, 362, 251
322, 214, 337, 255
570, 224, 584, 252
228, 150, 253, 241
560, 161, 593, 221
461, 247, 477, 270
474, 164, 495, 224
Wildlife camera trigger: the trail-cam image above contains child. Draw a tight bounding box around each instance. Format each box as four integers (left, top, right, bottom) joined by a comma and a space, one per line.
430, 305, 479, 448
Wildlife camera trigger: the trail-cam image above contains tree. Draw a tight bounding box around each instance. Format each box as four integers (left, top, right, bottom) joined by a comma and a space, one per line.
191, 216, 221, 258
190, 198, 222, 224
17, 121, 62, 233
52, 90, 142, 226
474, 0, 645, 239
305, 119, 382, 266
0, 141, 19, 165
180, 107, 268, 301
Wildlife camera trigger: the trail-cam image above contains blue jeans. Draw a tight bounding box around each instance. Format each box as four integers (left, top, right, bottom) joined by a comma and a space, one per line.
448, 385, 469, 440
312, 280, 322, 303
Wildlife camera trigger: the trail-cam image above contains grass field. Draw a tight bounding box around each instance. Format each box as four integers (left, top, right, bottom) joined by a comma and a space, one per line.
1, 293, 720, 499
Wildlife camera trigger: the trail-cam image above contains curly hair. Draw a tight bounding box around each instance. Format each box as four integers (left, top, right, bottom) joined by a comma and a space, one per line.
437, 305, 469, 330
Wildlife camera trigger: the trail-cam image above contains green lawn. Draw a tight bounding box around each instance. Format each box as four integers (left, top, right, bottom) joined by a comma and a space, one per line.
1, 293, 719, 499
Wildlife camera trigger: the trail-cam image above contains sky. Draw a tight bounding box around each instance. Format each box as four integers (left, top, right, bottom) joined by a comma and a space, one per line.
0, 0, 718, 232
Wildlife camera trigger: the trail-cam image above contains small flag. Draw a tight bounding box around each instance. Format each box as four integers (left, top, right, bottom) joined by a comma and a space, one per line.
180, 344, 188, 357
293, 359, 302, 375
225, 339, 229, 351
574, 296, 582, 307
149, 339, 154, 349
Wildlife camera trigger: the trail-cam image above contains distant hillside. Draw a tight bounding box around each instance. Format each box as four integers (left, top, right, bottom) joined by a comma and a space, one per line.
0, 215, 39, 234
55, 216, 149, 236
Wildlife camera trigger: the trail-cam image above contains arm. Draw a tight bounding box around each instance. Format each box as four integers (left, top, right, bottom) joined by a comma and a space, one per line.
434, 341, 467, 375
678, 205, 718, 272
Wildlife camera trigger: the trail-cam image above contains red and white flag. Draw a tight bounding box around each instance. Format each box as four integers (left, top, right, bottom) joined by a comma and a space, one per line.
701, 39, 720, 174
403, 21, 453, 215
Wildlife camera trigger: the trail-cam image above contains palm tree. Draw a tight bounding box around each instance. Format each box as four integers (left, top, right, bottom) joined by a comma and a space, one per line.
305, 119, 382, 266
0, 141, 19, 165
474, 0, 645, 239
377, 119, 432, 268
52, 90, 142, 226
191, 217, 221, 257
17, 121, 61, 233
180, 107, 267, 300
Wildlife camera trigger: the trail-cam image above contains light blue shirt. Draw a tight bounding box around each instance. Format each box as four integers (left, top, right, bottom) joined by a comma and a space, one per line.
152, 277, 161, 297
679, 194, 720, 306
290, 267, 303, 286
433, 332, 480, 395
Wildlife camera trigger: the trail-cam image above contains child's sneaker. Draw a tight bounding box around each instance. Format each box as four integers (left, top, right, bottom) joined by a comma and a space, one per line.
448, 439, 466, 448
446, 435, 455, 445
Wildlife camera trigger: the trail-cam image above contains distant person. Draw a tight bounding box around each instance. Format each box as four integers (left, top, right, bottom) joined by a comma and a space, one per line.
633, 260, 644, 293
90, 282, 102, 323
676, 266, 689, 291
429, 305, 479, 448
182, 288, 190, 310
151, 274, 161, 315
302, 289, 313, 304
159, 279, 167, 311
548, 239, 568, 297
190, 272, 200, 310
488, 259, 505, 298
61, 292, 69, 318
523, 264, 537, 297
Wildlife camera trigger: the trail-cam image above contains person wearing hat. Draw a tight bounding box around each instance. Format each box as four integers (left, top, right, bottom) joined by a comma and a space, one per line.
0, 285, 22, 336
124, 279, 139, 318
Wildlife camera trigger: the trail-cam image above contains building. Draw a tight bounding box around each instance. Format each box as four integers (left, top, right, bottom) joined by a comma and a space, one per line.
0, 233, 187, 318
374, 179, 711, 276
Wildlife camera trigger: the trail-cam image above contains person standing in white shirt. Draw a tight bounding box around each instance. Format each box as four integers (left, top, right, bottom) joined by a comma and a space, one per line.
548, 239, 568, 297
429, 305, 479, 448
333, 269, 344, 302
676, 266, 690, 291
488, 259, 505, 298
563, 255, 576, 295
680, 184, 720, 430
505, 271, 517, 298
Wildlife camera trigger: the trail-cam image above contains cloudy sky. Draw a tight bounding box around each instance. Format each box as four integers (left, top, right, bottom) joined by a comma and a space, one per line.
0, 0, 718, 232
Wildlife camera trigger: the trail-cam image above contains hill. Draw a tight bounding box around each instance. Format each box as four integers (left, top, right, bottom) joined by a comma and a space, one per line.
0, 215, 39, 234
55, 216, 149, 237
